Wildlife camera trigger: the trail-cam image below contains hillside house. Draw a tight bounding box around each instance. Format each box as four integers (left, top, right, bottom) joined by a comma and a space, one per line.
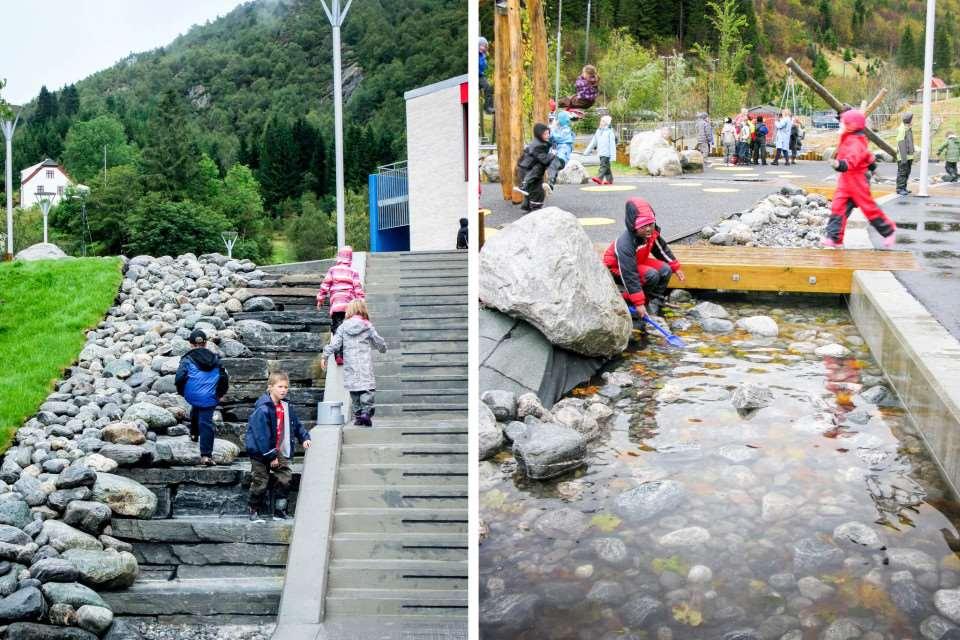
20, 159, 73, 208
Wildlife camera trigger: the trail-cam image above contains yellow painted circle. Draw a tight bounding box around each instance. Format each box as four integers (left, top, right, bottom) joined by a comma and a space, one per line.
484, 227, 500, 238
702, 187, 741, 193
668, 182, 703, 187
580, 184, 636, 192
577, 217, 616, 226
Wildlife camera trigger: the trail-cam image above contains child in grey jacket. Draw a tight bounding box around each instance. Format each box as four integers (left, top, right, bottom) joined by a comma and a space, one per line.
321, 299, 387, 426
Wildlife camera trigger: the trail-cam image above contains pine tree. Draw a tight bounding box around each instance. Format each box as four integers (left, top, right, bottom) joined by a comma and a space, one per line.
138, 89, 201, 199
935, 19, 952, 81
59, 85, 80, 117
812, 50, 830, 83
852, 0, 867, 35
35, 86, 58, 124
898, 25, 917, 68
257, 115, 301, 212
817, 0, 832, 34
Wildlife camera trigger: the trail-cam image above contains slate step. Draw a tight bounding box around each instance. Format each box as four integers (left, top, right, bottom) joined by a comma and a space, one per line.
395, 318, 467, 330
401, 353, 467, 366
333, 509, 467, 535
340, 426, 467, 446
396, 285, 467, 296
222, 384, 323, 405
231, 310, 331, 328
400, 391, 468, 406
222, 357, 318, 384
373, 404, 468, 418
332, 533, 467, 561
394, 308, 467, 321
111, 515, 293, 544
102, 577, 283, 616
339, 443, 466, 465
334, 487, 467, 509
324, 589, 468, 618
374, 374, 467, 390
327, 560, 467, 590
337, 464, 467, 486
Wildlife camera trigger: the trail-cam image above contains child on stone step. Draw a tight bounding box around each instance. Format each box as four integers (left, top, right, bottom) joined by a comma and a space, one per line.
316, 245, 365, 366
245, 371, 312, 522
321, 300, 387, 427
175, 329, 230, 467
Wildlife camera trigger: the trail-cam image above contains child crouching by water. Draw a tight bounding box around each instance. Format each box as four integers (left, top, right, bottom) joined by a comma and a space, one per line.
321, 300, 388, 427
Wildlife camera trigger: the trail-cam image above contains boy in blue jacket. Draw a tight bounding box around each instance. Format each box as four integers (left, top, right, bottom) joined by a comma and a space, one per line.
244, 371, 312, 522
175, 329, 229, 467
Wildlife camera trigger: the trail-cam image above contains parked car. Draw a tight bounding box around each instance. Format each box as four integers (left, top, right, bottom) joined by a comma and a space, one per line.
811, 110, 840, 129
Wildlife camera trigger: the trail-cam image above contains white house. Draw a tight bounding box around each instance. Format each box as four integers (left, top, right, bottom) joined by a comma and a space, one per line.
20, 159, 73, 208
404, 75, 468, 251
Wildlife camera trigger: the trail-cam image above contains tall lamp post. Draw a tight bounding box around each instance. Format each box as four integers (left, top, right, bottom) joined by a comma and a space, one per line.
320, 0, 353, 249
918, 0, 936, 197
36, 191, 55, 244
1, 107, 20, 260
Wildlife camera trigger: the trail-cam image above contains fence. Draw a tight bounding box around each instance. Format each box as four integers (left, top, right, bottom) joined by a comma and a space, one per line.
372, 161, 409, 231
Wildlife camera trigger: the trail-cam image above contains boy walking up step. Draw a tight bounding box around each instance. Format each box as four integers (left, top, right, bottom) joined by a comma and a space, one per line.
245, 371, 312, 522
175, 329, 230, 467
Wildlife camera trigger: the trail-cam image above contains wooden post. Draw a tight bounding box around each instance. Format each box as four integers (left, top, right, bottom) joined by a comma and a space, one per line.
864, 88, 888, 117
494, 0, 525, 203
785, 57, 898, 160
529, 0, 550, 128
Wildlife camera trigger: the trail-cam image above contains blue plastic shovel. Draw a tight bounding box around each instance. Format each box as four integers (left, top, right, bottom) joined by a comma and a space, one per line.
644, 315, 687, 348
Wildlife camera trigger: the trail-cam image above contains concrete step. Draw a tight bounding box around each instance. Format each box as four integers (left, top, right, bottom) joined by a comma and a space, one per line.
373, 373, 466, 390
334, 487, 467, 509
401, 352, 466, 366
374, 404, 467, 418
340, 426, 467, 446
400, 391, 468, 406
398, 295, 465, 307
333, 509, 467, 535
324, 589, 467, 618
395, 308, 467, 321
397, 317, 468, 330
403, 343, 467, 356
396, 285, 466, 296
103, 577, 282, 616
337, 464, 467, 487
331, 533, 466, 561
339, 443, 466, 465
327, 559, 466, 590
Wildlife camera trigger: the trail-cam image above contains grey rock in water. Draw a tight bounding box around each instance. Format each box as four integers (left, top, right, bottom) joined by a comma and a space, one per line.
478, 402, 504, 461
690, 301, 729, 320
533, 508, 589, 540
735, 315, 779, 337
481, 390, 518, 422
700, 318, 734, 334
620, 595, 664, 627
615, 481, 686, 522
587, 580, 627, 606
822, 619, 862, 640
920, 615, 959, 640
814, 343, 852, 358
731, 382, 773, 410
936, 589, 960, 624
833, 522, 884, 550
887, 547, 938, 573
479, 208, 631, 357
480, 593, 541, 633
512, 422, 586, 480
797, 576, 835, 601
891, 578, 933, 618
592, 537, 629, 565
792, 537, 844, 573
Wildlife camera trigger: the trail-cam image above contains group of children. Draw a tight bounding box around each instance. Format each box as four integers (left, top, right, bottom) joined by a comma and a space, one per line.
176, 245, 387, 523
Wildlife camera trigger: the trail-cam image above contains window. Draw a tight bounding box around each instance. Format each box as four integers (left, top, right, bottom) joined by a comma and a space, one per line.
35, 184, 44, 194
45, 170, 54, 179
57, 186, 64, 197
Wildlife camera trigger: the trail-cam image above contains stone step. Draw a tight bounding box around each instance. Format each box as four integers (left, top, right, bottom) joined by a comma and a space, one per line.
401, 352, 467, 366
339, 443, 466, 465
323, 589, 467, 618
242, 331, 324, 352
334, 487, 467, 509
392, 308, 467, 320
327, 560, 467, 590
222, 357, 318, 383
103, 577, 282, 616
396, 285, 466, 296
374, 373, 467, 390
111, 515, 293, 544
396, 318, 467, 330
370, 404, 467, 418
232, 310, 331, 328
132, 539, 289, 567
236, 286, 318, 299
401, 327, 468, 340
398, 295, 465, 307
337, 464, 467, 487
333, 509, 467, 535
332, 533, 466, 561
222, 402, 317, 424
400, 391, 468, 406
276, 273, 328, 287
222, 384, 323, 405
340, 426, 467, 446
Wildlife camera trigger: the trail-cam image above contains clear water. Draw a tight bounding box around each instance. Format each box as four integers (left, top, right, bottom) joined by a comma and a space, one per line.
480, 297, 960, 640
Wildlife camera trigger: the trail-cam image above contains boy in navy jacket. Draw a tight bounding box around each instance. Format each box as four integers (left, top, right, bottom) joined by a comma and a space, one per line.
175, 329, 229, 466
244, 371, 312, 521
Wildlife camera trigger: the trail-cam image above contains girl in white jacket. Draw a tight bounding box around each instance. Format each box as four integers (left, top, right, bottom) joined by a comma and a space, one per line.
584, 115, 618, 185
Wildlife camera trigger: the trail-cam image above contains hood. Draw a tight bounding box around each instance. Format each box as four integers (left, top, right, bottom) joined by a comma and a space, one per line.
533, 123, 550, 142
341, 316, 372, 336
459, 217, 468, 228
624, 197, 656, 234
840, 109, 866, 132
186, 347, 220, 371
902, 112, 914, 124
336, 246, 353, 265
556, 111, 571, 127
255, 393, 280, 411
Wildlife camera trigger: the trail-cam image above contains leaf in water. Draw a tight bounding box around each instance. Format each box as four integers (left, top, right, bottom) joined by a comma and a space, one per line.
747, 367, 769, 374
944, 554, 960, 572
652, 556, 690, 576
590, 513, 622, 533
671, 602, 703, 626
749, 579, 767, 592
493, 451, 514, 463
571, 385, 600, 397
835, 392, 855, 407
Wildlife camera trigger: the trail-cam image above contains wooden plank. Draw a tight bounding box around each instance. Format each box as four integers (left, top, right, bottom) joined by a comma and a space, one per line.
493, 3, 514, 200
506, 0, 524, 205
529, 0, 549, 128
670, 247, 920, 271
670, 263, 856, 294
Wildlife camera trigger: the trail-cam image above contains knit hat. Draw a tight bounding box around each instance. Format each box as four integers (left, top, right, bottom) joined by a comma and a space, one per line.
600, 115, 612, 127
556, 111, 571, 127
902, 112, 914, 124
840, 109, 866, 132
479, 36, 488, 47
533, 123, 550, 140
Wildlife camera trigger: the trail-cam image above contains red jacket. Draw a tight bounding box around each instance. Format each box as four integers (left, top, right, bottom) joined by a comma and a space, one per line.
834, 128, 875, 191
603, 198, 680, 306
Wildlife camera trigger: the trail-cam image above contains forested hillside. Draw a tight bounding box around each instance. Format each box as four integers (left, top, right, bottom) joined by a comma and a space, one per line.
2, 0, 466, 261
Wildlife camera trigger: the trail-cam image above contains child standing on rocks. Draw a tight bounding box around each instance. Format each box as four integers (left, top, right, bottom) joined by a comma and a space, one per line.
822, 110, 897, 249
175, 329, 230, 467
245, 371, 312, 522
321, 300, 388, 427
584, 115, 617, 185
316, 246, 365, 366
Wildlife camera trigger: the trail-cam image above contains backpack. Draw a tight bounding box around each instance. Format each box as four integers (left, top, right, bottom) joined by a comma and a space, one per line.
757, 123, 768, 137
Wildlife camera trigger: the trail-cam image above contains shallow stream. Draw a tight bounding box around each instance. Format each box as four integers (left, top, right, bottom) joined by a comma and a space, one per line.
480, 296, 960, 640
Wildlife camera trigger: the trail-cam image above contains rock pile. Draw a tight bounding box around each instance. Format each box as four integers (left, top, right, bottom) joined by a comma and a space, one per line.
0, 252, 266, 637
700, 186, 832, 248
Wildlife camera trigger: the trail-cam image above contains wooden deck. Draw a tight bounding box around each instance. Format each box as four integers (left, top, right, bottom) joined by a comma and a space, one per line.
665, 246, 920, 294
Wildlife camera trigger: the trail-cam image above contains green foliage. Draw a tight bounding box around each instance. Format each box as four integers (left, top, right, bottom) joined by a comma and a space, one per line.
0, 258, 122, 451
596, 30, 662, 120
898, 25, 919, 69
259, 115, 301, 211
694, 0, 751, 118
286, 193, 336, 262
51, 165, 142, 256
935, 20, 953, 81
812, 49, 831, 83
344, 188, 370, 252
662, 54, 696, 121
62, 115, 138, 184
126, 194, 229, 256
0, 79, 12, 121
213, 164, 271, 262
138, 90, 201, 199
843, 48, 853, 62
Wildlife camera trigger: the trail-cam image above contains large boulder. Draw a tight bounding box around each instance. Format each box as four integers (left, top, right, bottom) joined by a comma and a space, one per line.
91, 473, 157, 519
647, 148, 683, 176
680, 149, 704, 172
479, 208, 631, 357
629, 129, 671, 170
14, 243, 68, 261
121, 403, 176, 430
62, 549, 138, 590
512, 422, 587, 480
556, 159, 589, 184
481, 154, 500, 182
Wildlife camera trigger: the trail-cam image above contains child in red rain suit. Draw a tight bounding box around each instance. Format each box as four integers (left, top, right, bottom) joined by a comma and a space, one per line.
603, 197, 686, 318
822, 110, 897, 248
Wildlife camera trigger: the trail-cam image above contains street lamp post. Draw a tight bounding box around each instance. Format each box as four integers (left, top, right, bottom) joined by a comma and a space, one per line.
1, 109, 20, 260
320, 0, 353, 249
37, 191, 55, 244
918, 0, 937, 197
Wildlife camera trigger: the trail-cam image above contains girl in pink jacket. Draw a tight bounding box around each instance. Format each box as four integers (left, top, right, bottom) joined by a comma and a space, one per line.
316, 246, 365, 365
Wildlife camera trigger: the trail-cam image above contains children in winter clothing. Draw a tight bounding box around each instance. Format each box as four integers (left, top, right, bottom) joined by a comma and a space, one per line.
822, 109, 897, 249
937, 132, 960, 182
696, 112, 713, 159
316, 246, 365, 365
896, 112, 915, 195
721, 118, 737, 165
736, 117, 753, 164
603, 198, 686, 319
321, 300, 387, 427
558, 65, 600, 110
790, 120, 804, 163
752, 117, 768, 165
175, 329, 230, 467
456, 217, 468, 249
773, 110, 792, 165
514, 123, 556, 211
245, 371, 312, 522
584, 115, 617, 184
479, 36, 494, 114
545, 111, 575, 188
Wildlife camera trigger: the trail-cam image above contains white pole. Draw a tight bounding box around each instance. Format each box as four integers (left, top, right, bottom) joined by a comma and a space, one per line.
918, 0, 936, 197
322, 0, 351, 249
3, 121, 13, 257
40, 198, 51, 244
554, 0, 562, 109
584, 0, 591, 66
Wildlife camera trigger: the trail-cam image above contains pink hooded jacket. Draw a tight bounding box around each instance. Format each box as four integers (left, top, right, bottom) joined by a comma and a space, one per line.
316, 246, 365, 315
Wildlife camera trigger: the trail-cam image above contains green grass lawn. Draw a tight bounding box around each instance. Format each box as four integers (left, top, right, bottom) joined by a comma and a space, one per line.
0, 258, 122, 451
611, 160, 643, 177
269, 234, 294, 264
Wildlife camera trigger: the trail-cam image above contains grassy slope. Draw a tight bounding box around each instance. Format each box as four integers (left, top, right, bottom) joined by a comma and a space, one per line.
0, 258, 122, 451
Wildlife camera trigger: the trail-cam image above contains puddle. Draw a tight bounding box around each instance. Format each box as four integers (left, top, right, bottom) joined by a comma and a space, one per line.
924, 222, 960, 233
923, 250, 960, 260
480, 298, 960, 639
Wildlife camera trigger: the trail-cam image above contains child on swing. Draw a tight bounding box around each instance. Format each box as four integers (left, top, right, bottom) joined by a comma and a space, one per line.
555, 65, 600, 111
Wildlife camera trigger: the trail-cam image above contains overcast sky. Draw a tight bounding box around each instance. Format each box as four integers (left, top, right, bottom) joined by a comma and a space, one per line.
1, 0, 248, 105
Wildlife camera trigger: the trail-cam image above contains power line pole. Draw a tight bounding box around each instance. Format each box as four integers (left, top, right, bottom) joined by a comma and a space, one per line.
918, 0, 936, 197
321, 0, 353, 249
103, 144, 107, 185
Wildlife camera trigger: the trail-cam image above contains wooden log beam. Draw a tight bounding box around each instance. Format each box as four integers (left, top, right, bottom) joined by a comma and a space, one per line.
785, 58, 898, 160
494, 0, 525, 202
864, 88, 888, 117
529, 0, 549, 128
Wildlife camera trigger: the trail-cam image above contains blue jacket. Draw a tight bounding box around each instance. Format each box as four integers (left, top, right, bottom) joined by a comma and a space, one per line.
245, 394, 311, 463
175, 348, 229, 409
479, 52, 487, 77
584, 127, 617, 159
551, 124, 575, 163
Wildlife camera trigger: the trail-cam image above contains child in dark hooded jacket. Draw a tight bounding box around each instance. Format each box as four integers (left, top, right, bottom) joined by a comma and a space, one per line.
175, 329, 229, 466
603, 198, 686, 318
514, 123, 556, 211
